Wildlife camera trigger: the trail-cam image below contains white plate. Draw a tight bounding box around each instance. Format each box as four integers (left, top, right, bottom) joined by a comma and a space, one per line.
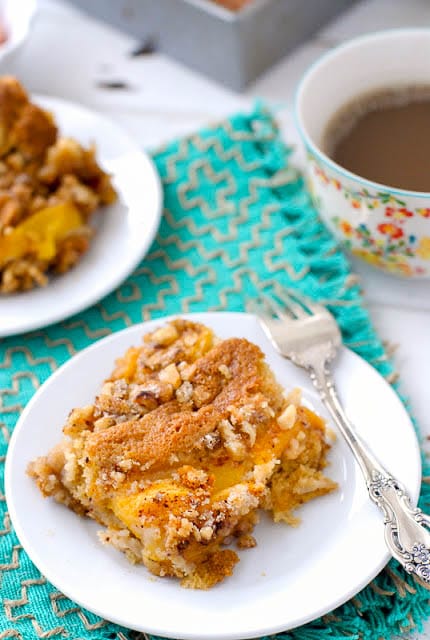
5, 312, 421, 640
0, 96, 162, 336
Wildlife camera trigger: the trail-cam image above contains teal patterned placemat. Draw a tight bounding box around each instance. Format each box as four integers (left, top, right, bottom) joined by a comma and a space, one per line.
1, 106, 429, 640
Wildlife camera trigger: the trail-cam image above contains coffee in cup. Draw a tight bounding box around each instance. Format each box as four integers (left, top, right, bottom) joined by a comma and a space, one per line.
323, 85, 430, 193
295, 29, 430, 278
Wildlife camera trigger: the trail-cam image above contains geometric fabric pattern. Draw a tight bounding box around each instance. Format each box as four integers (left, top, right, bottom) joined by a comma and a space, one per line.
0, 106, 429, 640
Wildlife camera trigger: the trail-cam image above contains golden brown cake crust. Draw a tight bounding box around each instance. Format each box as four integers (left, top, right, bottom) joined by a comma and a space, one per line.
85, 338, 279, 491
87, 402, 215, 482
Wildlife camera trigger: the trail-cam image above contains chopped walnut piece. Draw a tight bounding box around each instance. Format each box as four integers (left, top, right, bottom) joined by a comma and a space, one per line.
176, 381, 193, 403
159, 363, 181, 389
200, 526, 214, 542
240, 420, 256, 446
278, 404, 297, 430
133, 380, 174, 408
202, 432, 221, 450
94, 417, 116, 431
218, 419, 246, 460
178, 361, 196, 381
150, 324, 179, 346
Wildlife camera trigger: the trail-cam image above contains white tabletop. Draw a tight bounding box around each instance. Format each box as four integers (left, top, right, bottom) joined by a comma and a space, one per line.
5, 0, 430, 637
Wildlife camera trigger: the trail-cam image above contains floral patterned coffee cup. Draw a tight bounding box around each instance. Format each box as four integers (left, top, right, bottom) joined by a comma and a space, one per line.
295, 29, 430, 278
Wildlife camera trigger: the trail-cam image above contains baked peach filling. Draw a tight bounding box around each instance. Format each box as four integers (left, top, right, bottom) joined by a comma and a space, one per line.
0, 203, 83, 267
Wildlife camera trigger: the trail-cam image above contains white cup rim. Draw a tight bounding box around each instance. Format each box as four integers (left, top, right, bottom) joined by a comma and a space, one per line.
295, 27, 430, 199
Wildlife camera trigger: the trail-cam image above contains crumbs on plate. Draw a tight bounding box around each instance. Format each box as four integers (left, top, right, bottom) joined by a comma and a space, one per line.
28, 319, 337, 588
0, 76, 117, 293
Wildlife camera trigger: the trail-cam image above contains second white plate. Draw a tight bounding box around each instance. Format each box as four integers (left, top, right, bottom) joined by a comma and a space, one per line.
0, 95, 162, 336
5, 312, 421, 639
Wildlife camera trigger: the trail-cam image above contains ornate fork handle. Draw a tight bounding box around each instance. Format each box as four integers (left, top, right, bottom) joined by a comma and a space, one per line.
311, 362, 430, 585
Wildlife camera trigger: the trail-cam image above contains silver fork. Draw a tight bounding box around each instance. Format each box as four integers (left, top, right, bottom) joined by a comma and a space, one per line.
253, 288, 430, 588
